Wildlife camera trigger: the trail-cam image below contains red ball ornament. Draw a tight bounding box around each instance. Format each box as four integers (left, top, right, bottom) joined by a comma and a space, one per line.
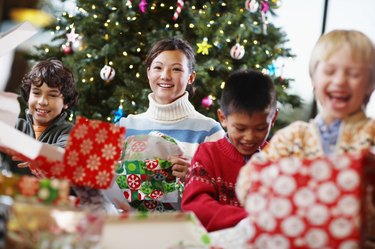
100, 65, 116, 82
62, 43, 73, 55
230, 43, 245, 60
201, 95, 213, 108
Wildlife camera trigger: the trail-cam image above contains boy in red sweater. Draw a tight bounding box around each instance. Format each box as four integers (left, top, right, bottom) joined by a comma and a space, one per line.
181, 69, 278, 232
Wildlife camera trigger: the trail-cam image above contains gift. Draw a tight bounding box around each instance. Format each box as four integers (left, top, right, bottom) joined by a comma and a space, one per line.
0, 174, 70, 205
101, 211, 211, 249
3, 201, 105, 249
116, 132, 184, 211
244, 150, 375, 248
0, 92, 126, 189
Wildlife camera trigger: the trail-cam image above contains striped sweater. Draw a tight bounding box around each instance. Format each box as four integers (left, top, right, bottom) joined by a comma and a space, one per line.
119, 92, 225, 159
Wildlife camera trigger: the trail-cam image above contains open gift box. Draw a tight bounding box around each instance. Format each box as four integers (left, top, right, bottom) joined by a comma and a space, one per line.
244, 150, 375, 248
101, 211, 211, 249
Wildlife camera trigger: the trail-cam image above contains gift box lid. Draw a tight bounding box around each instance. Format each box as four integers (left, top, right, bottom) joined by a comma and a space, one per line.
102, 211, 211, 249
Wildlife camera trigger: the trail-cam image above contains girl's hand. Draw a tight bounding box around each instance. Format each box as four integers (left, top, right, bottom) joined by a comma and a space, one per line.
168, 155, 190, 180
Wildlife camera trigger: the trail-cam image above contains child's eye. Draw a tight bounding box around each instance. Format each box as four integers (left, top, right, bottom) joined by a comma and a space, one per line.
173, 67, 183, 72
153, 66, 162, 70
323, 68, 335, 75
348, 70, 361, 78
256, 127, 268, 132
235, 127, 245, 132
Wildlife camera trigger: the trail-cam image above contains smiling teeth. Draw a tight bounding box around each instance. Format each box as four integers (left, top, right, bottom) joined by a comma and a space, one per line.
159, 84, 173, 88
36, 109, 49, 113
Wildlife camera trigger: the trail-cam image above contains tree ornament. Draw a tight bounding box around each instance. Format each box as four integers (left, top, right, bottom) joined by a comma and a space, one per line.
230, 43, 245, 60
245, 0, 259, 12
100, 65, 116, 82
66, 28, 79, 43
62, 43, 73, 55
113, 103, 125, 123
71, 37, 83, 52
173, 0, 184, 21
138, 0, 147, 13
201, 95, 213, 108
196, 38, 212, 55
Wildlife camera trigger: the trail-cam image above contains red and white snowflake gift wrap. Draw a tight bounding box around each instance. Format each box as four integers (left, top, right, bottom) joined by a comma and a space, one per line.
244, 152, 375, 249
29, 117, 126, 189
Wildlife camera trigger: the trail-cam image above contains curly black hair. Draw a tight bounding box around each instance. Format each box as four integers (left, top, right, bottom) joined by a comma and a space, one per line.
19, 58, 78, 109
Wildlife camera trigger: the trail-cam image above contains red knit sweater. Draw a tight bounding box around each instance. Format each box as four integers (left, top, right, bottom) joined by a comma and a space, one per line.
181, 137, 249, 232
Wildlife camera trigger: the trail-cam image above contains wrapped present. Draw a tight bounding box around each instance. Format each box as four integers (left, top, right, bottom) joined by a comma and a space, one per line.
244, 150, 375, 248
102, 211, 211, 249
116, 132, 184, 211
0, 174, 70, 205
0, 91, 125, 189
29, 116, 125, 189
3, 201, 105, 249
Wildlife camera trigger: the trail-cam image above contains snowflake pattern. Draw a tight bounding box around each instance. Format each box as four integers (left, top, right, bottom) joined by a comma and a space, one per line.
80, 139, 93, 155
96, 171, 111, 187
95, 129, 108, 144
73, 166, 86, 183
102, 143, 117, 160
87, 154, 101, 171
67, 150, 79, 166
73, 123, 88, 139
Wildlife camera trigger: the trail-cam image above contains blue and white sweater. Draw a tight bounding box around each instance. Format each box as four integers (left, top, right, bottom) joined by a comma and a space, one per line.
119, 92, 225, 159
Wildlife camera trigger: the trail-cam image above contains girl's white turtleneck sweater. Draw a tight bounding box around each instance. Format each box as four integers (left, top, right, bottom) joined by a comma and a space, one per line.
119, 92, 224, 159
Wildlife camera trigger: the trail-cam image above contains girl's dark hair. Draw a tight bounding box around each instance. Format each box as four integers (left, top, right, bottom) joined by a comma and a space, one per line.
20, 58, 78, 109
221, 69, 276, 117
145, 37, 196, 98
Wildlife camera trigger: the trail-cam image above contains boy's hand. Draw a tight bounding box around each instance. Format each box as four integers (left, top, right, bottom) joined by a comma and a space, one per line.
168, 155, 190, 180
12, 156, 30, 168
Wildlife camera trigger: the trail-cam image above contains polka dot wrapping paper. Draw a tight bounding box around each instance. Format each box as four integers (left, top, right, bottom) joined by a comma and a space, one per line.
245, 151, 375, 249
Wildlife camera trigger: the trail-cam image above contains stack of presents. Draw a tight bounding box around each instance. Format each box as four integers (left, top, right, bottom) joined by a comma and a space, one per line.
1, 91, 375, 249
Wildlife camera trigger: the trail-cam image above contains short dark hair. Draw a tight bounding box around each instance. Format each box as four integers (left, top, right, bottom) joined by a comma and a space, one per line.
220, 69, 276, 117
20, 58, 78, 109
145, 37, 196, 97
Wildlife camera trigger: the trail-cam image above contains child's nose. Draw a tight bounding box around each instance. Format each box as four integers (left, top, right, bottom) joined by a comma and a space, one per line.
161, 69, 172, 80
38, 96, 48, 105
333, 71, 347, 85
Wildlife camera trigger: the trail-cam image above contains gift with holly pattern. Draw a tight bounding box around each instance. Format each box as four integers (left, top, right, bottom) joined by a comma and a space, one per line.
116, 131, 184, 212
242, 150, 375, 248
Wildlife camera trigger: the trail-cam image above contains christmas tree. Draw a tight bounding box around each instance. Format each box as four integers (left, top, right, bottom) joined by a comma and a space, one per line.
31, 0, 302, 129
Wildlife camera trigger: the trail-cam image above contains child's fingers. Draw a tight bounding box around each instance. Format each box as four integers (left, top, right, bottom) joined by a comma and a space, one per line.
113, 198, 132, 212
17, 162, 30, 168
172, 164, 188, 179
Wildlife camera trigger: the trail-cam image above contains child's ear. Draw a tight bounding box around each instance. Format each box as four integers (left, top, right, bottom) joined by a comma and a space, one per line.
271, 108, 279, 126
63, 104, 69, 110
188, 71, 196, 85
217, 109, 227, 128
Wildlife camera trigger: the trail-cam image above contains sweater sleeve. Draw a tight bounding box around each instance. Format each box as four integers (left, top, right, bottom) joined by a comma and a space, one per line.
182, 145, 248, 232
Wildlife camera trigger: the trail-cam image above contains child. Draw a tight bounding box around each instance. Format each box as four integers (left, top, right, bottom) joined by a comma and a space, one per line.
181, 69, 278, 232
236, 29, 375, 205
0, 58, 78, 175
118, 38, 224, 211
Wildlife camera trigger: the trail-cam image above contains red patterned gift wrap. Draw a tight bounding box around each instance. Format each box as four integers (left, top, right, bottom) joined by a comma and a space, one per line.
29, 117, 126, 189
244, 151, 375, 249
